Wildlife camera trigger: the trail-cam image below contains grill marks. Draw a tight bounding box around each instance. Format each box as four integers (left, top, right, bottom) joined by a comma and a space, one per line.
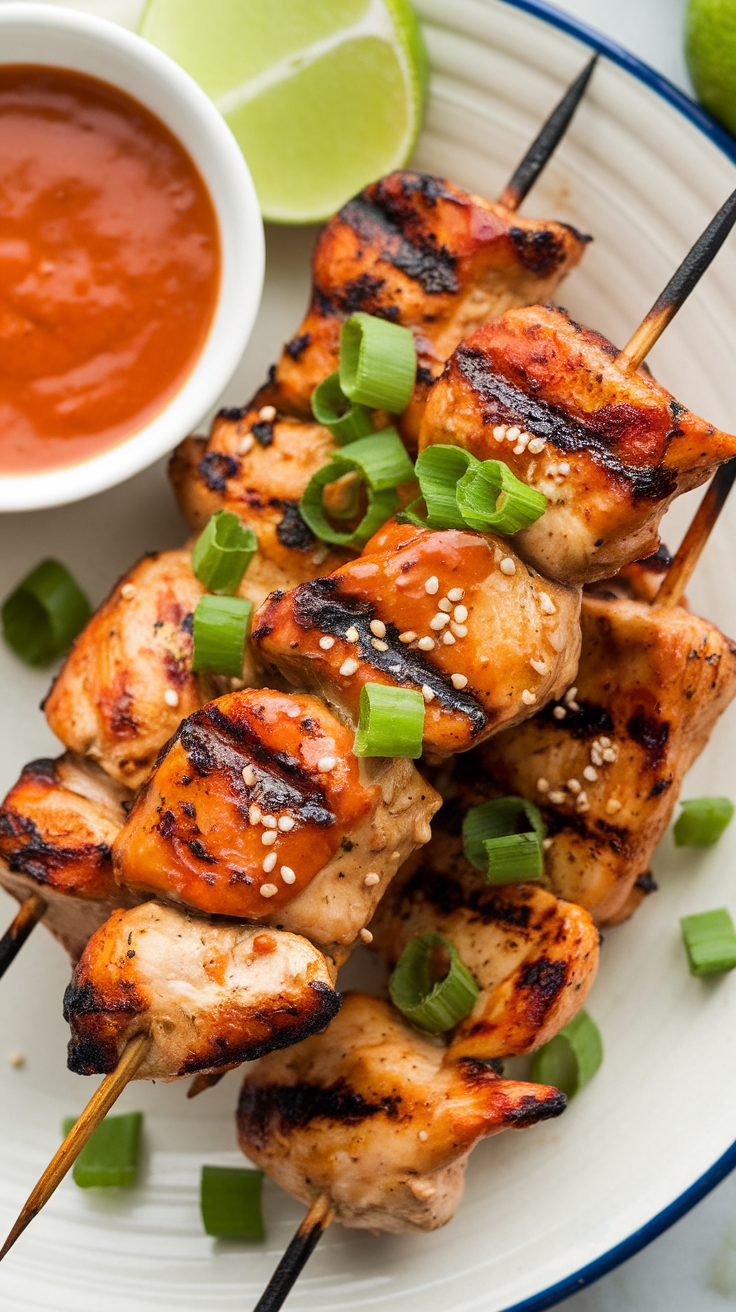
239, 1075, 403, 1149
339, 192, 459, 296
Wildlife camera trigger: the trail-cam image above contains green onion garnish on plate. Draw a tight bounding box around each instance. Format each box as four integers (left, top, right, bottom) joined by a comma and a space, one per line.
62, 1111, 142, 1188
673, 797, 734, 846
311, 371, 375, 445
2, 559, 91, 666
200, 1165, 265, 1239
339, 312, 417, 414
462, 797, 546, 883
531, 1011, 603, 1099
191, 511, 258, 595
299, 429, 415, 548
389, 931, 479, 1034
353, 683, 425, 758
680, 907, 736, 976
192, 594, 253, 677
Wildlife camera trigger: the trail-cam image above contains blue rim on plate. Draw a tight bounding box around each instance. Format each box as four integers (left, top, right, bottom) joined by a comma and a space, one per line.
489, 1, 736, 1308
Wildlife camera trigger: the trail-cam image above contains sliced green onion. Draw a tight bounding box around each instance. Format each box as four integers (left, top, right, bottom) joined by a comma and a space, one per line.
200, 1165, 265, 1239
192, 594, 253, 676
354, 683, 425, 758
339, 312, 417, 413
62, 1111, 142, 1188
680, 908, 736, 976
299, 430, 414, 549
531, 1011, 603, 1099
457, 459, 548, 533
415, 446, 478, 530
311, 371, 375, 445
462, 797, 545, 882
340, 429, 415, 490
389, 932, 479, 1034
2, 559, 91, 666
191, 512, 258, 595
674, 797, 735, 847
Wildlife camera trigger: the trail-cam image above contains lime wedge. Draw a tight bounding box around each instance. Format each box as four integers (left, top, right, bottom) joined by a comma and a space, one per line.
139, 0, 428, 223
685, 0, 736, 137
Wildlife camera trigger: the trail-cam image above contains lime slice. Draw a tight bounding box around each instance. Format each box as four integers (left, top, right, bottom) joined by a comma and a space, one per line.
685, 0, 736, 138
139, 0, 428, 224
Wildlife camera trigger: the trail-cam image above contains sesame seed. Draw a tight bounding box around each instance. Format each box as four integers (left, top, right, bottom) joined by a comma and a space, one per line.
243, 765, 257, 787
164, 689, 179, 708
286, 704, 300, 718
345, 626, 359, 643
425, 576, 439, 595
319, 636, 335, 650
370, 619, 386, 638
262, 815, 277, 829
259, 404, 276, 422
360, 928, 374, 945
318, 755, 337, 772
8, 1051, 24, 1068
262, 830, 277, 846
499, 558, 516, 576
451, 622, 468, 638
543, 836, 554, 851
453, 604, 468, 623
537, 778, 549, 793
260, 882, 278, 897
552, 706, 567, 720
576, 792, 590, 812
448, 588, 464, 602
238, 433, 254, 455
249, 805, 262, 825
558, 461, 570, 476
564, 686, 578, 705
438, 597, 452, 612
280, 866, 296, 884
340, 657, 359, 676
606, 799, 622, 814
422, 685, 435, 702
442, 631, 456, 645
530, 658, 548, 676
513, 442, 525, 455
451, 673, 468, 689
278, 816, 295, 831
371, 638, 389, 651
521, 689, 536, 705
599, 737, 611, 748
568, 701, 581, 713
364, 872, 380, 887
311, 544, 329, 566
549, 790, 566, 805
418, 636, 435, 651
590, 747, 603, 767
507, 426, 520, 442
583, 766, 598, 783
430, 613, 449, 630
418, 1129, 428, 1141
399, 630, 417, 644
602, 747, 618, 763
262, 853, 277, 874
391, 850, 401, 860
567, 778, 581, 794
546, 464, 558, 478
493, 425, 508, 441
121, 582, 136, 599
540, 592, 556, 615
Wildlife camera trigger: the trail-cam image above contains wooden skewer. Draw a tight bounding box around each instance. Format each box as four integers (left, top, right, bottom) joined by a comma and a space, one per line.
497, 53, 599, 212
187, 1070, 227, 1099
253, 1193, 335, 1312
0, 1031, 149, 1261
0, 893, 47, 981
652, 459, 736, 610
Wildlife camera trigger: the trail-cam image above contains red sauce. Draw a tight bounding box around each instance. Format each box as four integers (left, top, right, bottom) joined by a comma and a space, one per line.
0, 66, 221, 474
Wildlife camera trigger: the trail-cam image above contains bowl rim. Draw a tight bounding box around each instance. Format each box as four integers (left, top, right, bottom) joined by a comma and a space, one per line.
0, 1, 265, 513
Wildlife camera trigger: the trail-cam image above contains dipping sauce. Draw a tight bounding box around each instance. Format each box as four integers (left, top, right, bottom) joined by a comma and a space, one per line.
0, 66, 221, 474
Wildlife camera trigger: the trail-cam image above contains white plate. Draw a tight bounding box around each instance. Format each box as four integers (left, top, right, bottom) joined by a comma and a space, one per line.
2, 1, 736, 1308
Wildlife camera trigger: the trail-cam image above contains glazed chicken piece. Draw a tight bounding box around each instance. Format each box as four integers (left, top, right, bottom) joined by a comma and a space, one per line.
0, 754, 136, 959
113, 688, 440, 953
420, 305, 736, 584
370, 812, 599, 1062
237, 991, 566, 1233
63, 901, 341, 1080
253, 518, 581, 756
43, 548, 269, 791
473, 591, 736, 924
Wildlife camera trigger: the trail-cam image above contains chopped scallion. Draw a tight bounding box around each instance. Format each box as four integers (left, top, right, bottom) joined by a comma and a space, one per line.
192, 594, 253, 677
340, 312, 417, 414
389, 932, 479, 1033
191, 512, 258, 595
62, 1111, 142, 1188
531, 1011, 603, 1099
457, 458, 548, 533
680, 908, 736, 976
462, 797, 545, 882
299, 430, 414, 549
311, 371, 375, 445
414, 446, 477, 530
200, 1164, 265, 1239
2, 559, 91, 666
674, 797, 734, 847
354, 683, 425, 758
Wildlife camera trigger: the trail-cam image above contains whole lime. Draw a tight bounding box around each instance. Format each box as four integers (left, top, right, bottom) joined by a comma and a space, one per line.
686, 0, 736, 136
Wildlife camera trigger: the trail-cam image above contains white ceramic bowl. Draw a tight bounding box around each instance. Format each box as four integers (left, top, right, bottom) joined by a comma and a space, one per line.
0, 3, 264, 513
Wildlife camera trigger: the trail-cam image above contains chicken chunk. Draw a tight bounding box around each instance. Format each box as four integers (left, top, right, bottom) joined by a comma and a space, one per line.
0, 754, 136, 960
473, 592, 736, 923
63, 901, 341, 1080
420, 305, 736, 583
112, 688, 440, 951
253, 519, 581, 755
371, 815, 599, 1061
237, 991, 566, 1233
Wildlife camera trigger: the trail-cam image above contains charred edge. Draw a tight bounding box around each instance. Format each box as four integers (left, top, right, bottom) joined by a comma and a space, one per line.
19, 758, 58, 783
627, 709, 670, 770
339, 186, 459, 296
218, 405, 248, 422
508, 227, 568, 276
0, 810, 112, 885
198, 452, 239, 493
290, 577, 487, 732
401, 866, 535, 929
541, 806, 630, 855
453, 345, 678, 502
178, 982, 342, 1076
179, 702, 335, 825
285, 332, 311, 360
63, 979, 147, 1075
238, 1077, 400, 1150
251, 421, 274, 447
636, 543, 673, 571
271, 500, 316, 551
502, 1089, 567, 1125
518, 958, 568, 1022
537, 699, 615, 739
635, 872, 658, 894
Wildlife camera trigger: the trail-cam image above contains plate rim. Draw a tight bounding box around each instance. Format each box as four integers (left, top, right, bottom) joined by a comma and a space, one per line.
488, 3, 736, 1306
